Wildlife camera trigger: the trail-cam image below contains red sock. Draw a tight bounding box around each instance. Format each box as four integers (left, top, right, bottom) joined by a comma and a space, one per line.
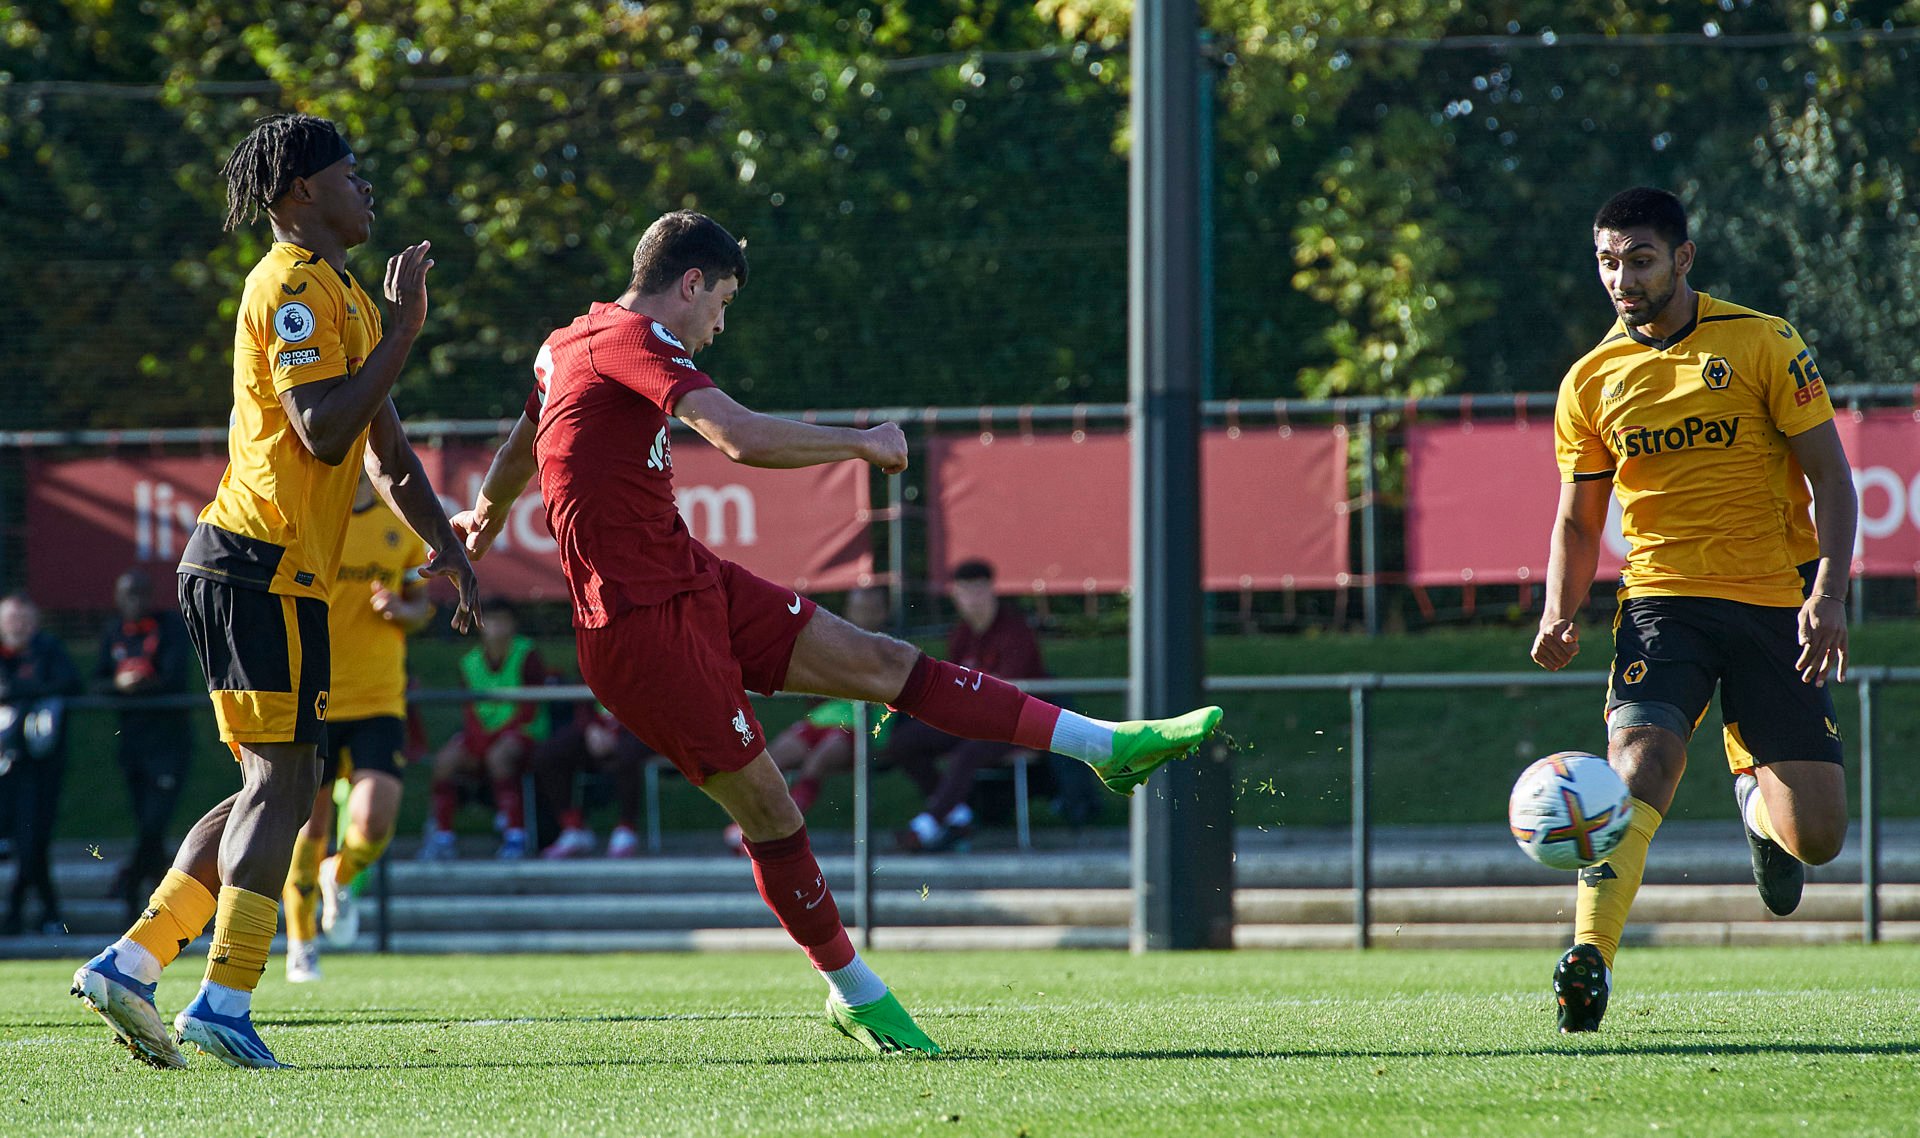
492, 777, 525, 829
790, 777, 822, 814
431, 780, 457, 830
742, 825, 854, 971
889, 652, 1060, 751
559, 807, 585, 831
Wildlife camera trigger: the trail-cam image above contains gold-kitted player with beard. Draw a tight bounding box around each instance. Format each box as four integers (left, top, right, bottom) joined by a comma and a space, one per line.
71, 113, 480, 1070
1532, 186, 1857, 1033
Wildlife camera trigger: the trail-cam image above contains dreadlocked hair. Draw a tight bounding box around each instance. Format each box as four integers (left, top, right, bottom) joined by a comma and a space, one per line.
219, 113, 347, 231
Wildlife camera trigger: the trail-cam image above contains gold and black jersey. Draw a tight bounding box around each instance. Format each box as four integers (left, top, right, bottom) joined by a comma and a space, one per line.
328, 498, 428, 721
181, 242, 383, 601
1554, 291, 1834, 608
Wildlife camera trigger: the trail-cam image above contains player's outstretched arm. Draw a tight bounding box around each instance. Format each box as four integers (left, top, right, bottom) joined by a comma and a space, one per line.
1786, 419, 1857, 686
1532, 479, 1609, 671
675, 387, 908, 473
449, 411, 539, 561
280, 241, 436, 465
366, 400, 481, 633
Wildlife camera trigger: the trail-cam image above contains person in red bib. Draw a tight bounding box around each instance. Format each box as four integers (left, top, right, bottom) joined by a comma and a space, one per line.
451, 211, 1222, 1057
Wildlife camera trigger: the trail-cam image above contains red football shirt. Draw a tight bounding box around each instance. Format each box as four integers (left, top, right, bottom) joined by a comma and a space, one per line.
948, 602, 1047, 680
525, 302, 717, 627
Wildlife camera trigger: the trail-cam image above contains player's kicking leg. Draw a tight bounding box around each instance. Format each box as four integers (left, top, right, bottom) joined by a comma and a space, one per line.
1556, 720, 1680, 1033
702, 754, 941, 1057
782, 609, 1223, 798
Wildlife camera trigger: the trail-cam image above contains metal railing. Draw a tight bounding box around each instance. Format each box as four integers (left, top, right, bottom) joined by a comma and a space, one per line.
53, 663, 1917, 948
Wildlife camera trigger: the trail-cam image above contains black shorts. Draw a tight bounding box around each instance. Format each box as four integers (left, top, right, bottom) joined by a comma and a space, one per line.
323, 716, 406, 779
178, 573, 330, 747
1606, 593, 1843, 769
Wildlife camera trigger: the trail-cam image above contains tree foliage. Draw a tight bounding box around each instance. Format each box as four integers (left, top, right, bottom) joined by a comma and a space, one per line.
1, 0, 1917, 429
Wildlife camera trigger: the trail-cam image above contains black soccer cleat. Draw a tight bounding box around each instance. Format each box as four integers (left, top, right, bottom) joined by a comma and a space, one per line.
1552, 944, 1610, 1033
1734, 772, 1804, 916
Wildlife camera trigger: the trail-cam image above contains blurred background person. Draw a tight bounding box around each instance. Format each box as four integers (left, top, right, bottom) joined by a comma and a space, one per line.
95, 569, 196, 923
284, 473, 432, 981
886, 561, 1049, 852
535, 699, 650, 859
721, 586, 891, 853
1, 593, 81, 935
420, 600, 548, 860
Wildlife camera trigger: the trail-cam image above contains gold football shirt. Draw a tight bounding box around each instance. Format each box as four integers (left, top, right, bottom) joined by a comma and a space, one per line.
182, 242, 382, 600
327, 498, 428, 720
1553, 292, 1834, 607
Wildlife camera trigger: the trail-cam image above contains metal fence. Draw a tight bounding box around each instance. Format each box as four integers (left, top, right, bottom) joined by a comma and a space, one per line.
56, 663, 1916, 949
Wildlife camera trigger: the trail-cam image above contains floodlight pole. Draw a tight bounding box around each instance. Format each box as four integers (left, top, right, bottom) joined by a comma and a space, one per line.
1129, 0, 1233, 952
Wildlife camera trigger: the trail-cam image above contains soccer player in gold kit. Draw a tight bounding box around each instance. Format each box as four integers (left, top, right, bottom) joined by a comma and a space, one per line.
1532, 187, 1857, 1032
283, 472, 432, 983
71, 113, 479, 1068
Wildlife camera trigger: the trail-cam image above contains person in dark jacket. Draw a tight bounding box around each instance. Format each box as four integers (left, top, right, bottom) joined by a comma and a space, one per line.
96, 569, 197, 921
1, 592, 81, 934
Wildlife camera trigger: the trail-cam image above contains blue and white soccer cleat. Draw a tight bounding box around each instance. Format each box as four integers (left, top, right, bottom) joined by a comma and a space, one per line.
174, 990, 286, 1069
71, 946, 189, 1069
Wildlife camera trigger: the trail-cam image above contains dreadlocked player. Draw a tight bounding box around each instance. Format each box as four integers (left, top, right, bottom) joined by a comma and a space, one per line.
71, 113, 481, 1070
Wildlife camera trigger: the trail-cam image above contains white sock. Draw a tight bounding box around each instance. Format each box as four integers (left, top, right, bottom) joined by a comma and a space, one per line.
1049, 710, 1117, 763
909, 813, 943, 843
109, 938, 162, 985
823, 952, 889, 1008
943, 803, 974, 829
199, 980, 252, 1018
1742, 787, 1764, 837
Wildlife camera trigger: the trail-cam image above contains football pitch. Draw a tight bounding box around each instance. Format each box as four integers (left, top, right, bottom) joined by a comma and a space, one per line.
3, 947, 1916, 1137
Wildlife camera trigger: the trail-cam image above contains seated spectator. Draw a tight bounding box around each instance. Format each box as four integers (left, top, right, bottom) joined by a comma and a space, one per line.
95, 568, 195, 922
886, 561, 1046, 852
1, 593, 80, 934
720, 586, 890, 853
420, 601, 548, 860
535, 701, 649, 859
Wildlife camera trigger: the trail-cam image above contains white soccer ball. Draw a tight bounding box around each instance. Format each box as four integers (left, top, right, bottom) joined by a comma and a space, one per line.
1508, 751, 1634, 871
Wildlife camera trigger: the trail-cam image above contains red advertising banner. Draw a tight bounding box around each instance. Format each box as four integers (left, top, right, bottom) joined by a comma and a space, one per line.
25, 440, 873, 609
925, 427, 1350, 592
1405, 410, 1920, 586
1838, 408, 1920, 576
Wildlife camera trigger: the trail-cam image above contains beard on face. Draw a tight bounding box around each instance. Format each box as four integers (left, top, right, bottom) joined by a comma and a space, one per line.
1616, 272, 1676, 327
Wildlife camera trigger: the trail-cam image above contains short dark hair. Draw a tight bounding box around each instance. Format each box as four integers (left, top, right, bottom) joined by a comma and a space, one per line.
1593, 187, 1689, 251
219, 113, 353, 232
629, 211, 749, 294
951, 559, 996, 583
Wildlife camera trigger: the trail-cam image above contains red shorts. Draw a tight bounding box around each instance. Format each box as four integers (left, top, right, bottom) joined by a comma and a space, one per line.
577, 559, 817, 784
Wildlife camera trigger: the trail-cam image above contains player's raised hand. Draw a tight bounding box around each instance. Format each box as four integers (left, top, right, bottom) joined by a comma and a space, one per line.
421, 544, 482, 633
449, 507, 506, 561
860, 422, 909, 474
1531, 618, 1579, 671
383, 240, 434, 337
1795, 594, 1848, 686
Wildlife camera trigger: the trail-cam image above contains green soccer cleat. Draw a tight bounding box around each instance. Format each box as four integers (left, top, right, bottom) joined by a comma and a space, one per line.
828, 992, 942, 1056
1090, 706, 1225, 797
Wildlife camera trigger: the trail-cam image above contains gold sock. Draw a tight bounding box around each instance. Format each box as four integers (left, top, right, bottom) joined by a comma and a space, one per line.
205, 887, 280, 992
1745, 785, 1785, 845
283, 833, 325, 943
1574, 796, 1664, 970
126, 869, 218, 967
332, 825, 391, 890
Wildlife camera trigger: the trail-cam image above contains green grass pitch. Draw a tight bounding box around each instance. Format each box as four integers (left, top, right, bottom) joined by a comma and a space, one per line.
3, 947, 1916, 1136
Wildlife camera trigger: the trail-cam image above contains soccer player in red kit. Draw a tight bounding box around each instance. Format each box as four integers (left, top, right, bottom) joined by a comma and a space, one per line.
451, 211, 1222, 1056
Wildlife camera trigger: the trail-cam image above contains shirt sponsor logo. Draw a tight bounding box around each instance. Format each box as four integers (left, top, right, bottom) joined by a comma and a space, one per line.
651, 321, 685, 349
671, 356, 696, 370
1611, 416, 1741, 458
278, 348, 322, 367
275, 301, 317, 343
